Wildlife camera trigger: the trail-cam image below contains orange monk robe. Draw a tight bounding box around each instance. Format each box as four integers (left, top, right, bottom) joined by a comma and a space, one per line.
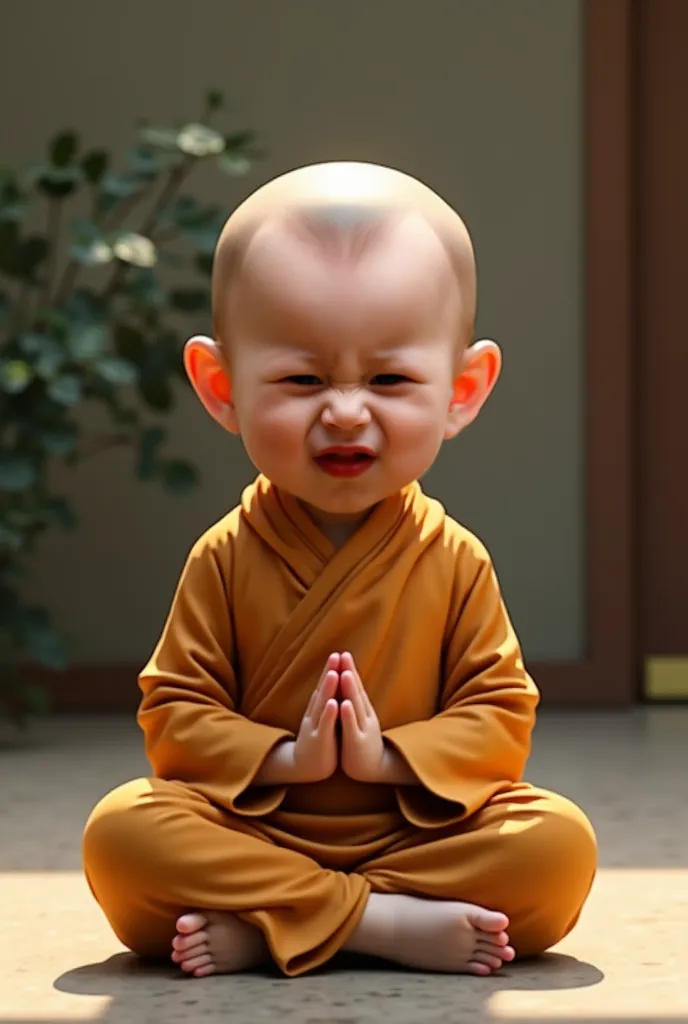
83, 476, 597, 975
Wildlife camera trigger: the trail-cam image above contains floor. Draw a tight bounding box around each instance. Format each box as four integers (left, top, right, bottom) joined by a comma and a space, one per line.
2, 708, 687, 1024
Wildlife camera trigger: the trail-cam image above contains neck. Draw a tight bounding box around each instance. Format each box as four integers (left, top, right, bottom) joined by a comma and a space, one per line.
299, 501, 375, 548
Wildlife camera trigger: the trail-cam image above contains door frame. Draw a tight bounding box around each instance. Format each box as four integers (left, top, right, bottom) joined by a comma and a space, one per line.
40, 0, 637, 711
531, 0, 635, 706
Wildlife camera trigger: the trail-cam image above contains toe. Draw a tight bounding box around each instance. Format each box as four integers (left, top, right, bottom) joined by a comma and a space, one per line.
477, 928, 509, 946
477, 939, 513, 960
181, 952, 213, 974
173, 931, 208, 952
468, 960, 492, 976
472, 950, 505, 971
470, 909, 509, 933
193, 963, 216, 978
176, 912, 208, 934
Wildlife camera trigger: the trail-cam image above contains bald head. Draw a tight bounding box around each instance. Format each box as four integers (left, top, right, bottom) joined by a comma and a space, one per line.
211, 161, 477, 347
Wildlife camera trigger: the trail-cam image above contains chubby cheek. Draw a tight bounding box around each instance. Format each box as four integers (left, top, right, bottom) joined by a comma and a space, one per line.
382, 397, 445, 460
241, 395, 311, 465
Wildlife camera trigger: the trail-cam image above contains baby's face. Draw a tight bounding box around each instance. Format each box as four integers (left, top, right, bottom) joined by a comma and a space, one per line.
224, 215, 464, 525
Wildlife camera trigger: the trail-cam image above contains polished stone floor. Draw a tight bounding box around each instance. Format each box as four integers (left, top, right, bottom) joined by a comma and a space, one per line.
2, 707, 686, 1023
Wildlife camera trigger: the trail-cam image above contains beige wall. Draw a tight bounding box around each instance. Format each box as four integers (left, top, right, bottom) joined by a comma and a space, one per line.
1, 0, 583, 663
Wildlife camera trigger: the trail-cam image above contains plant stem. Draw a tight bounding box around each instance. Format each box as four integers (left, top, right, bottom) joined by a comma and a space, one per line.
103, 157, 194, 301
43, 198, 62, 306
54, 259, 78, 307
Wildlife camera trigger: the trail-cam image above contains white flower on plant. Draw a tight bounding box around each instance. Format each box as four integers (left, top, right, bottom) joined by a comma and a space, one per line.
176, 123, 225, 157
88, 240, 114, 264
113, 232, 157, 268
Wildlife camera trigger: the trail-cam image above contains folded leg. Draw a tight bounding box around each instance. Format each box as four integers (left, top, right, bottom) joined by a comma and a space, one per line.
82, 777, 369, 976
360, 784, 597, 959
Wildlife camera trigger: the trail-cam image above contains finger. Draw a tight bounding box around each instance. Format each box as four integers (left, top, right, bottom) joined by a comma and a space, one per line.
341, 673, 366, 730
305, 654, 339, 716
343, 653, 374, 716
317, 698, 339, 734
340, 699, 360, 736
311, 670, 339, 725
353, 664, 375, 717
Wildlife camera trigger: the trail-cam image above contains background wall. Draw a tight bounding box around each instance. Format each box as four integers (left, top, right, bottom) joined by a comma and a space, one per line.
0, 0, 584, 664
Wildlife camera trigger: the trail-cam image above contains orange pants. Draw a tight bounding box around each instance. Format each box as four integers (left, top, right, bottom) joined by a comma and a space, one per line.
83, 778, 596, 977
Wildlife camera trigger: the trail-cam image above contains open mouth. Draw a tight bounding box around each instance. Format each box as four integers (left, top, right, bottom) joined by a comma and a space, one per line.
314, 449, 376, 478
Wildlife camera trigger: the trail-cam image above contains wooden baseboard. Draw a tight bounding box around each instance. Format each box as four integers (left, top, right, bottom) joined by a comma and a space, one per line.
27, 659, 635, 712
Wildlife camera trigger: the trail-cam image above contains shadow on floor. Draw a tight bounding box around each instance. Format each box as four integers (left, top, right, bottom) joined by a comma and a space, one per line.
54, 950, 604, 1024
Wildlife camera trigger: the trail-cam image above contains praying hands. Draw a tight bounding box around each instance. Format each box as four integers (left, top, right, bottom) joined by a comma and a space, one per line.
255, 652, 418, 786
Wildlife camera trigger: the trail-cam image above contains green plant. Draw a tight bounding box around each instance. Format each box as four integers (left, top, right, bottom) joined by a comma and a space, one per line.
0, 89, 261, 720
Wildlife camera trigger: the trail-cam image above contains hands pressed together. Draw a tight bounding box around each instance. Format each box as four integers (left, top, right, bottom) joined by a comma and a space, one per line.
256, 652, 417, 787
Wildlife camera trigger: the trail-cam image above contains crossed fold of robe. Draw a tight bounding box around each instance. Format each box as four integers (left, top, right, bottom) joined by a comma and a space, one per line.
82, 475, 596, 975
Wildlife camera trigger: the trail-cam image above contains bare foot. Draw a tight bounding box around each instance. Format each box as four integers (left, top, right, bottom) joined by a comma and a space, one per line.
171, 911, 268, 978
344, 893, 516, 975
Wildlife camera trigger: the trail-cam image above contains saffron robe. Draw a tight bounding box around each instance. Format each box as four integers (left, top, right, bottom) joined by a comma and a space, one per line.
82, 476, 597, 975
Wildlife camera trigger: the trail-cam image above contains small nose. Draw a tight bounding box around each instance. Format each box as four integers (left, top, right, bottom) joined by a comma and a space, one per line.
321, 386, 371, 430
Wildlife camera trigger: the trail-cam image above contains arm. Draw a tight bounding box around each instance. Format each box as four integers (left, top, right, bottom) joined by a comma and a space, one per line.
381, 541, 539, 828
137, 527, 294, 816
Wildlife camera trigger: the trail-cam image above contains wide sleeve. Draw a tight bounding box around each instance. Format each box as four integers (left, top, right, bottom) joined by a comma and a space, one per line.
382, 539, 539, 828
137, 527, 294, 816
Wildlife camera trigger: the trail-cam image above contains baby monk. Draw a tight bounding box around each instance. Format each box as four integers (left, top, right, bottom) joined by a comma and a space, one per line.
83, 161, 597, 979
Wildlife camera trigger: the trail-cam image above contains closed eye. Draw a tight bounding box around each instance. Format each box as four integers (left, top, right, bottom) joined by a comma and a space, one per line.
280, 375, 323, 386
371, 374, 414, 386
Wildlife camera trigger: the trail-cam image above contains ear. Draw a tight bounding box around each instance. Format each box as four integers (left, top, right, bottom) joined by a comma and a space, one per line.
183, 335, 240, 434
444, 340, 502, 439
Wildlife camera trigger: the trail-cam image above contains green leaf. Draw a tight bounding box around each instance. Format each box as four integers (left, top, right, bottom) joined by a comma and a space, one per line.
218, 152, 251, 176
100, 172, 143, 199
34, 339, 66, 380
37, 165, 83, 198
123, 269, 166, 310
22, 682, 52, 715
38, 423, 78, 456
0, 360, 33, 393
68, 323, 109, 360
8, 235, 49, 280
19, 607, 70, 670
0, 291, 11, 326
50, 131, 79, 168
161, 459, 198, 495
206, 89, 224, 112
224, 130, 257, 150
126, 145, 169, 179
0, 455, 38, 492
177, 123, 225, 157
20, 330, 50, 355
136, 425, 166, 480
139, 125, 181, 150
0, 522, 25, 551
47, 374, 82, 405
157, 195, 203, 230
169, 287, 209, 314
64, 287, 108, 323
95, 356, 138, 386
139, 374, 173, 412
43, 497, 77, 529
70, 217, 103, 243
0, 218, 19, 275
194, 252, 214, 277
114, 323, 146, 362
81, 149, 108, 184
184, 222, 223, 255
